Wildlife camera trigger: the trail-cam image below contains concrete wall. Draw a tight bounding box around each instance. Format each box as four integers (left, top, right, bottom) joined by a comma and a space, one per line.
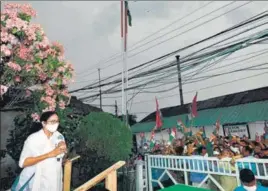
135, 121, 266, 147
0, 111, 20, 178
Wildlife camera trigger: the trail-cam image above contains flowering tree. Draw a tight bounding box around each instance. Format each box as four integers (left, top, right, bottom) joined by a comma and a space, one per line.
1, 3, 74, 119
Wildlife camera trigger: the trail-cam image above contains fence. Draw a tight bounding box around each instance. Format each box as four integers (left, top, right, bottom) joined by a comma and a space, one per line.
144, 155, 268, 191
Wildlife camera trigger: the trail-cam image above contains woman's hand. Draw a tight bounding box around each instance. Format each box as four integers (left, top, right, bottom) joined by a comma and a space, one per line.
58, 141, 67, 153
49, 142, 67, 158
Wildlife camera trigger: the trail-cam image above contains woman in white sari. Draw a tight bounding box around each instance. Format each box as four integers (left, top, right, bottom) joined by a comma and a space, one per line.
12, 111, 67, 191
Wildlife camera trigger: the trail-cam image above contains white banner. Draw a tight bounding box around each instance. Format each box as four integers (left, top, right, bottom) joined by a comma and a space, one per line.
223, 124, 249, 138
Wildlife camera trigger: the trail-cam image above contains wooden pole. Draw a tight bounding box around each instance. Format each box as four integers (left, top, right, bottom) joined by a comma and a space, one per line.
63, 156, 80, 191
63, 160, 72, 191
105, 171, 117, 191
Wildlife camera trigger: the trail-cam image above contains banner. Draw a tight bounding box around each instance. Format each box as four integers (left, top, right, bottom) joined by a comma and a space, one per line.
223, 123, 250, 138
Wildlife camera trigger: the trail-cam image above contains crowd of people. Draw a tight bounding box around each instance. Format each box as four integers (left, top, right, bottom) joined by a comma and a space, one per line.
135, 122, 268, 191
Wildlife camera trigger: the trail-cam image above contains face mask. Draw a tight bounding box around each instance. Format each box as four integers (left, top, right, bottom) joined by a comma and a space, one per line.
46, 123, 59, 133
243, 185, 257, 191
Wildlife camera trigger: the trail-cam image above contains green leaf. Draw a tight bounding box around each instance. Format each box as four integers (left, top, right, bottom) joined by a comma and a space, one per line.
36, 31, 43, 42
18, 13, 31, 22
1, 20, 6, 27
12, 27, 18, 34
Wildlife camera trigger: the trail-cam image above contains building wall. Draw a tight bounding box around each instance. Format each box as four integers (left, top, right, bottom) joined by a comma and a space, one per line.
135, 121, 266, 147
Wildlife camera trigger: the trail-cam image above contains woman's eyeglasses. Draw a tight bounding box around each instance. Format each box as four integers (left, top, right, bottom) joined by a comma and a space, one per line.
46, 120, 59, 125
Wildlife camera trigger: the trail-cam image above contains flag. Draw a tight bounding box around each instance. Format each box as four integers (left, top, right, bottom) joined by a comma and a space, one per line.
124, 1, 132, 27
178, 119, 192, 137
150, 131, 155, 149
177, 120, 183, 132
121, 1, 132, 51
169, 128, 176, 143
213, 119, 220, 136
190, 92, 198, 118
155, 97, 163, 129
186, 114, 191, 127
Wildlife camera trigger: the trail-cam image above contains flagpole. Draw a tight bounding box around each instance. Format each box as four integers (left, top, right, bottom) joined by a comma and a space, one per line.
124, 1, 129, 126
120, 0, 125, 120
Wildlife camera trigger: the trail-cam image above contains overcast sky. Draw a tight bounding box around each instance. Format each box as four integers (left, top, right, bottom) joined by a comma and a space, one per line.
7, 1, 268, 121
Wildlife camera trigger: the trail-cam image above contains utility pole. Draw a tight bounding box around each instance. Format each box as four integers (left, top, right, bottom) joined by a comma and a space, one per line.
115, 100, 118, 117
176, 55, 184, 105
98, 68, 102, 110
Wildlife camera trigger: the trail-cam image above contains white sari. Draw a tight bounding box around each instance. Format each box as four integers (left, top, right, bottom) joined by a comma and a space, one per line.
15, 129, 64, 191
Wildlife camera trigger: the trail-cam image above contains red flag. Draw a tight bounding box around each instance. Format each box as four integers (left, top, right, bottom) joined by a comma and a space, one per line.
191, 92, 198, 118
155, 97, 163, 129
215, 119, 220, 132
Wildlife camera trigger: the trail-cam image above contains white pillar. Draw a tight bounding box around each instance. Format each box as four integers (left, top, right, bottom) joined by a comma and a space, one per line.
136, 160, 144, 191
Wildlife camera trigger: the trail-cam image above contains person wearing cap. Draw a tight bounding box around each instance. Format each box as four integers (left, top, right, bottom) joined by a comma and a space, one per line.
234, 169, 266, 191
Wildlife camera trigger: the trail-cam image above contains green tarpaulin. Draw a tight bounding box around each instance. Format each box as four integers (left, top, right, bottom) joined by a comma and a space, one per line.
158, 184, 213, 191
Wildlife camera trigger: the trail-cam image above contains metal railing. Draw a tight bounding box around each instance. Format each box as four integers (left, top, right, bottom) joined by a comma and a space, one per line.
145, 155, 268, 191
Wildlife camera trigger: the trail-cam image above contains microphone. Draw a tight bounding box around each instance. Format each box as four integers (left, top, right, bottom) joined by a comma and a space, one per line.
55, 134, 65, 161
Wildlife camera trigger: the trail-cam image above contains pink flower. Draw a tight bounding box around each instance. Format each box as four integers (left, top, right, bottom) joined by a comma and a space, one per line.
58, 100, 66, 109
4, 3, 37, 17
39, 73, 47, 81
60, 89, 69, 97
5, 17, 28, 30
7, 62, 21, 71
1, 31, 9, 42
58, 66, 65, 73
24, 64, 33, 72
52, 41, 64, 55
1, 45, 11, 56
25, 89, 32, 97
58, 55, 64, 62
52, 72, 59, 78
62, 78, 69, 85
0, 85, 9, 95
18, 45, 31, 60
36, 36, 49, 49
20, 3, 37, 17
14, 75, 21, 82
31, 113, 40, 122
45, 87, 54, 96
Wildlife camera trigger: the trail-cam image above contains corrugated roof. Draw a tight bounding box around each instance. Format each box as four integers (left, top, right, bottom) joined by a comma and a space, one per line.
140, 86, 268, 123
131, 100, 268, 133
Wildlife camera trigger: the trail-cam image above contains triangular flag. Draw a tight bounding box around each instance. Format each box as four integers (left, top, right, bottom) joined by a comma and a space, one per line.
155, 97, 163, 129
177, 120, 183, 132
169, 128, 176, 143
150, 131, 155, 149
191, 92, 198, 118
